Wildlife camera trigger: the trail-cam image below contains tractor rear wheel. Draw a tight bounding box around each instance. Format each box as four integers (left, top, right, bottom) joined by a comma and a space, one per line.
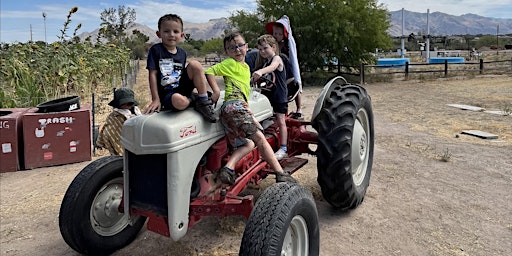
239, 182, 319, 256
312, 81, 374, 210
59, 156, 146, 255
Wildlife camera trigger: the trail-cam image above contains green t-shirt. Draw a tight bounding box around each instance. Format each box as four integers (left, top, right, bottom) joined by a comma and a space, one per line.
205, 58, 251, 102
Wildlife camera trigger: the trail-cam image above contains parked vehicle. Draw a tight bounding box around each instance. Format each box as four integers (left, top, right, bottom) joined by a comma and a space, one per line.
59, 76, 374, 256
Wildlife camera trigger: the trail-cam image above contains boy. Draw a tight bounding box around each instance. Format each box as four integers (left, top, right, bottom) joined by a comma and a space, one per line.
205, 32, 296, 184
252, 34, 289, 160
145, 14, 220, 122
97, 87, 142, 155
266, 15, 303, 120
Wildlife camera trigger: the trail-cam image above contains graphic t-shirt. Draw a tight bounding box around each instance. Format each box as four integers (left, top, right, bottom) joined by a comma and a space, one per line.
147, 43, 191, 100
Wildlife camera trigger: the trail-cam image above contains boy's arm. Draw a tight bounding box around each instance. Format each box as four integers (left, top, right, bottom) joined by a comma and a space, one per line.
252, 56, 283, 81
207, 74, 221, 105
144, 69, 161, 114
205, 73, 220, 105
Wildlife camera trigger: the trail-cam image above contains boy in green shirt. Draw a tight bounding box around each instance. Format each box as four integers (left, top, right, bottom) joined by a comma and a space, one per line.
205, 32, 296, 185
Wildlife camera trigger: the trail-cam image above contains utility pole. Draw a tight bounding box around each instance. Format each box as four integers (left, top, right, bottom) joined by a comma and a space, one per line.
43, 12, 47, 43
401, 8, 405, 58
30, 24, 33, 41
496, 24, 499, 55
426, 9, 430, 61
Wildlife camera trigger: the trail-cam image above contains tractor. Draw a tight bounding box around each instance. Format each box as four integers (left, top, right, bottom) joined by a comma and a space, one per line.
59, 76, 374, 255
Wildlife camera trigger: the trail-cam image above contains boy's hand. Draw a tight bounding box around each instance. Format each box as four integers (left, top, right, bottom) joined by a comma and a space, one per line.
144, 100, 161, 114
251, 71, 262, 82
211, 90, 220, 107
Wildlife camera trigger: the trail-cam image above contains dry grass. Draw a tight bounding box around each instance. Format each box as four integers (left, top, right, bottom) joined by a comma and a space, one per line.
364, 74, 512, 146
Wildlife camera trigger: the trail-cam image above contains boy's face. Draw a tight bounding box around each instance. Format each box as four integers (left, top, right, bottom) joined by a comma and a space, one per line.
156, 19, 184, 49
119, 102, 134, 110
224, 35, 247, 62
272, 25, 285, 42
257, 42, 276, 59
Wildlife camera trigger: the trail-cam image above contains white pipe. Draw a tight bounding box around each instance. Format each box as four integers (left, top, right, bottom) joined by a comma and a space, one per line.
426, 9, 430, 61
401, 8, 405, 58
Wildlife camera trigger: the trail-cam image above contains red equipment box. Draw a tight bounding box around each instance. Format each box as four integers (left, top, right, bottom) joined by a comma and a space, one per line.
21, 105, 92, 169
0, 108, 29, 173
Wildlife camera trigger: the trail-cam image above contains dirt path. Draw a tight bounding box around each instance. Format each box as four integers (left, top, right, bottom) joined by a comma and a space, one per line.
1, 75, 511, 256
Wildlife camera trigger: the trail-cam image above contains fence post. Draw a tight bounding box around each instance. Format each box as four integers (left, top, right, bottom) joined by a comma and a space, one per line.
405, 62, 409, 80
479, 59, 484, 74
444, 60, 448, 77
360, 63, 365, 84
92, 93, 96, 155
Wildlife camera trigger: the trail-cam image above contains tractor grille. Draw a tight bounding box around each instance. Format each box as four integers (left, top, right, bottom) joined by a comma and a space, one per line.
127, 151, 168, 216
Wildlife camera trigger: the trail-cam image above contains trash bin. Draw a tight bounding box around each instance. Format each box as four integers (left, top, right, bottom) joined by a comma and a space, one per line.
0, 108, 29, 173
21, 104, 92, 169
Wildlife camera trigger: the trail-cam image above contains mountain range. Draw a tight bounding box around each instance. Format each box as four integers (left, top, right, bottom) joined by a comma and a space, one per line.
388, 10, 511, 36
78, 10, 512, 43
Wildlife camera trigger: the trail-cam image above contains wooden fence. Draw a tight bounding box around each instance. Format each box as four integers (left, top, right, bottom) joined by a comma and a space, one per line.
359, 58, 512, 84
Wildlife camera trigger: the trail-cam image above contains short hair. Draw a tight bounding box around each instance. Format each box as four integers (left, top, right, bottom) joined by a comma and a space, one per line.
223, 32, 244, 49
158, 14, 183, 31
257, 34, 278, 48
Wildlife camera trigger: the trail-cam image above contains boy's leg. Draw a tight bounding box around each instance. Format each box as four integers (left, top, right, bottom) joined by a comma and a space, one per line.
291, 93, 304, 120
295, 93, 302, 113
185, 60, 217, 122
274, 103, 288, 160
186, 60, 209, 95
170, 93, 192, 110
250, 131, 296, 183
218, 140, 255, 184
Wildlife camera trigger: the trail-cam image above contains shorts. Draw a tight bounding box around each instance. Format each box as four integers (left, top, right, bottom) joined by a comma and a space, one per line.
161, 66, 194, 111
272, 102, 288, 114
220, 100, 263, 148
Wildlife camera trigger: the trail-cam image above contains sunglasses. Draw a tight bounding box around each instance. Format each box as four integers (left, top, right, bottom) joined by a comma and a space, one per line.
226, 43, 247, 52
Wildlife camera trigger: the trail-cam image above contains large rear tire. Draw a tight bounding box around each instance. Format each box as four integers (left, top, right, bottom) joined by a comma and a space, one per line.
312, 80, 374, 209
239, 182, 319, 256
59, 156, 146, 255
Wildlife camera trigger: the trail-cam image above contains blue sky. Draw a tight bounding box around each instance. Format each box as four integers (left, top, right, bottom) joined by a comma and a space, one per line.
1, 0, 510, 43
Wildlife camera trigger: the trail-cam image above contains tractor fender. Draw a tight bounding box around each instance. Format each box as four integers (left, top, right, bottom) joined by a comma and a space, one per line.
311, 76, 349, 122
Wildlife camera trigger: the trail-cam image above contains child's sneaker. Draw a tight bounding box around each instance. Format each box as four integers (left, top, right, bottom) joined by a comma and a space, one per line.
194, 98, 217, 123
275, 148, 288, 160
217, 166, 235, 185
275, 171, 297, 183
290, 112, 304, 120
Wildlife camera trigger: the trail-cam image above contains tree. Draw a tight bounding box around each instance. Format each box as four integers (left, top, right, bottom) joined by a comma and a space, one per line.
124, 30, 149, 59
230, 0, 391, 71
229, 11, 265, 47
100, 5, 136, 44
200, 38, 224, 54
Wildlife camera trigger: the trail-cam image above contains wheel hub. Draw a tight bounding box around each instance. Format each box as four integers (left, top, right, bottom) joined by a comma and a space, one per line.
281, 215, 309, 256
351, 109, 370, 186
90, 178, 130, 236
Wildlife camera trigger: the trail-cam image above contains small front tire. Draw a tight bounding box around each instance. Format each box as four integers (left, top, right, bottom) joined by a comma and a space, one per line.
239, 182, 319, 256
59, 156, 146, 255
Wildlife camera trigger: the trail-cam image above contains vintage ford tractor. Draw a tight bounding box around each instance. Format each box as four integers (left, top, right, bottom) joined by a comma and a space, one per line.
59, 76, 374, 255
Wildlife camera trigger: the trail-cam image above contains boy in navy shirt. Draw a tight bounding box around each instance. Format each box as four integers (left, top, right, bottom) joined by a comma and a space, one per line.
145, 14, 220, 122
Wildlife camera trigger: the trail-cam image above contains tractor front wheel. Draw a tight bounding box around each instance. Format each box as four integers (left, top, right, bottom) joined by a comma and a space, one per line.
59, 156, 146, 255
239, 182, 319, 256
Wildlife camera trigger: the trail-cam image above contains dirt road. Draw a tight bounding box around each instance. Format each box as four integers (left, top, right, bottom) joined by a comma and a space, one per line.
1, 75, 511, 255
